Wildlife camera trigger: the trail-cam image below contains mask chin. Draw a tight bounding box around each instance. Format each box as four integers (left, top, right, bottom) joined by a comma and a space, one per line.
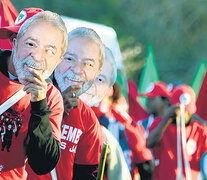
79, 93, 91, 105
80, 94, 101, 107
76, 80, 94, 97
87, 97, 101, 107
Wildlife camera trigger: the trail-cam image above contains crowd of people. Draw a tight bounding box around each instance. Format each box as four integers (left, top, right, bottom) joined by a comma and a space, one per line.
0, 6, 206, 180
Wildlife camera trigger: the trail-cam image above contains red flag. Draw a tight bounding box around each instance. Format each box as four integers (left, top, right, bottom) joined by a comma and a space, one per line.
0, 0, 18, 49
128, 80, 149, 122
196, 71, 207, 122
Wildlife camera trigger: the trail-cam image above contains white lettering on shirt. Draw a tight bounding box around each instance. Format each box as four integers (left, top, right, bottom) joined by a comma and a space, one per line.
60, 142, 66, 150
66, 127, 77, 142
60, 124, 83, 152
69, 145, 77, 153
74, 129, 83, 144
61, 125, 69, 140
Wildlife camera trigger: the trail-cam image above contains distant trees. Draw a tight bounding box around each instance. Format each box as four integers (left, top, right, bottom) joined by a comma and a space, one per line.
12, 0, 207, 85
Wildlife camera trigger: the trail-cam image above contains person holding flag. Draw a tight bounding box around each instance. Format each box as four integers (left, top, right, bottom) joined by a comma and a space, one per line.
140, 81, 171, 136
147, 84, 207, 180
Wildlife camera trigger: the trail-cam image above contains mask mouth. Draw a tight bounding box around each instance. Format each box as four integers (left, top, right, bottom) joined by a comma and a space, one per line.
25, 60, 45, 71
76, 80, 94, 97
67, 76, 83, 82
84, 89, 96, 97
64, 73, 85, 83
54, 69, 94, 95
85, 92, 95, 96
23, 65, 44, 76
64, 77, 84, 87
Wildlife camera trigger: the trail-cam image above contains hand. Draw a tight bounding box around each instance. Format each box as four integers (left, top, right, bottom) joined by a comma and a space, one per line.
164, 105, 180, 122
23, 68, 47, 102
62, 85, 81, 115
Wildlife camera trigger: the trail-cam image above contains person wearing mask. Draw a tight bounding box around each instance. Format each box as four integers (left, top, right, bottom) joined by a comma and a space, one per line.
0, 8, 68, 179
27, 27, 105, 180
80, 47, 132, 180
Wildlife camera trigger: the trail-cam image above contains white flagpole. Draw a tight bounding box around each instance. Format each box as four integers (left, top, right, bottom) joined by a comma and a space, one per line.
180, 104, 192, 180
176, 106, 184, 180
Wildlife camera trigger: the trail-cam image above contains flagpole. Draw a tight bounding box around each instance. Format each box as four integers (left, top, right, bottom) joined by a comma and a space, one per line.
180, 104, 192, 180
176, 108, 183, 180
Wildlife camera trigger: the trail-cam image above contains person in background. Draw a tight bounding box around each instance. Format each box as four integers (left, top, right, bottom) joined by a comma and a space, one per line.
147, 84, 207, 180
80, 47, 132, 180
140, 81, 171, 136
96, 82, 133, 172
93, 80, 152, 180
80, 46, 116, 107
108, 82, 153, 180
0, 8, 68, 179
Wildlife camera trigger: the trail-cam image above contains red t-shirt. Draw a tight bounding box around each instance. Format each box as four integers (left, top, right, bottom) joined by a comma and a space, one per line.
27, 99, 104, 180
149, 117, 207, 180
0, 72, 63, 180
125, 122, 152, 164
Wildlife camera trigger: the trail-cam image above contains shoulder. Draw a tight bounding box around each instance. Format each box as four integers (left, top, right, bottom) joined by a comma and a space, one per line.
47, 82, 62, 98
64, 99, 99, 130
46, 82, 63, 109
79, 99, 100, 128
79, 99, 96, 118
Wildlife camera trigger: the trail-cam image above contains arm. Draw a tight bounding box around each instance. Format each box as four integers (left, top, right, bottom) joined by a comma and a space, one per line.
73, 103, 104, 179
147, 106, 178, 148
23, 71, 63, 175
26, 98, 61, 175
136, 160, 154, 180
73, 164, 98, 180
125, 122, 153, 179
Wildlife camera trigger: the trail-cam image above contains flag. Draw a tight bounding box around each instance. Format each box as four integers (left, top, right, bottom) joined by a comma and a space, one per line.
116, 69, 128, 102
138, 44, 159, 107
0, 0, 18, 49
128, 80, 149, 122
191, 60, 206, 99
196, 71, 207, 122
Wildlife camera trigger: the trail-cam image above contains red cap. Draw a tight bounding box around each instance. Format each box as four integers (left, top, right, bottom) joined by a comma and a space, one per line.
0, 8, 43, 39
170, 84, 196, 114
140, 81, 171, 98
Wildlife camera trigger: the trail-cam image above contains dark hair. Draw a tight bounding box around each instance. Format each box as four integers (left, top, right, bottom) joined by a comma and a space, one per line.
111, 81, 122, 103
160, 96, 171, 106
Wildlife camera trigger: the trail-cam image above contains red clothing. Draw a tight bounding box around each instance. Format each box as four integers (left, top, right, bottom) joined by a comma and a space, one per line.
125, 122, 152, 164
128, 80, 149, 122
0, 72, 63, 180
111, 104, 152, 163
149, 118, 207, 180
93, 103, 152, 172
196, 72, 207, 122
27, 99, 104, 180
